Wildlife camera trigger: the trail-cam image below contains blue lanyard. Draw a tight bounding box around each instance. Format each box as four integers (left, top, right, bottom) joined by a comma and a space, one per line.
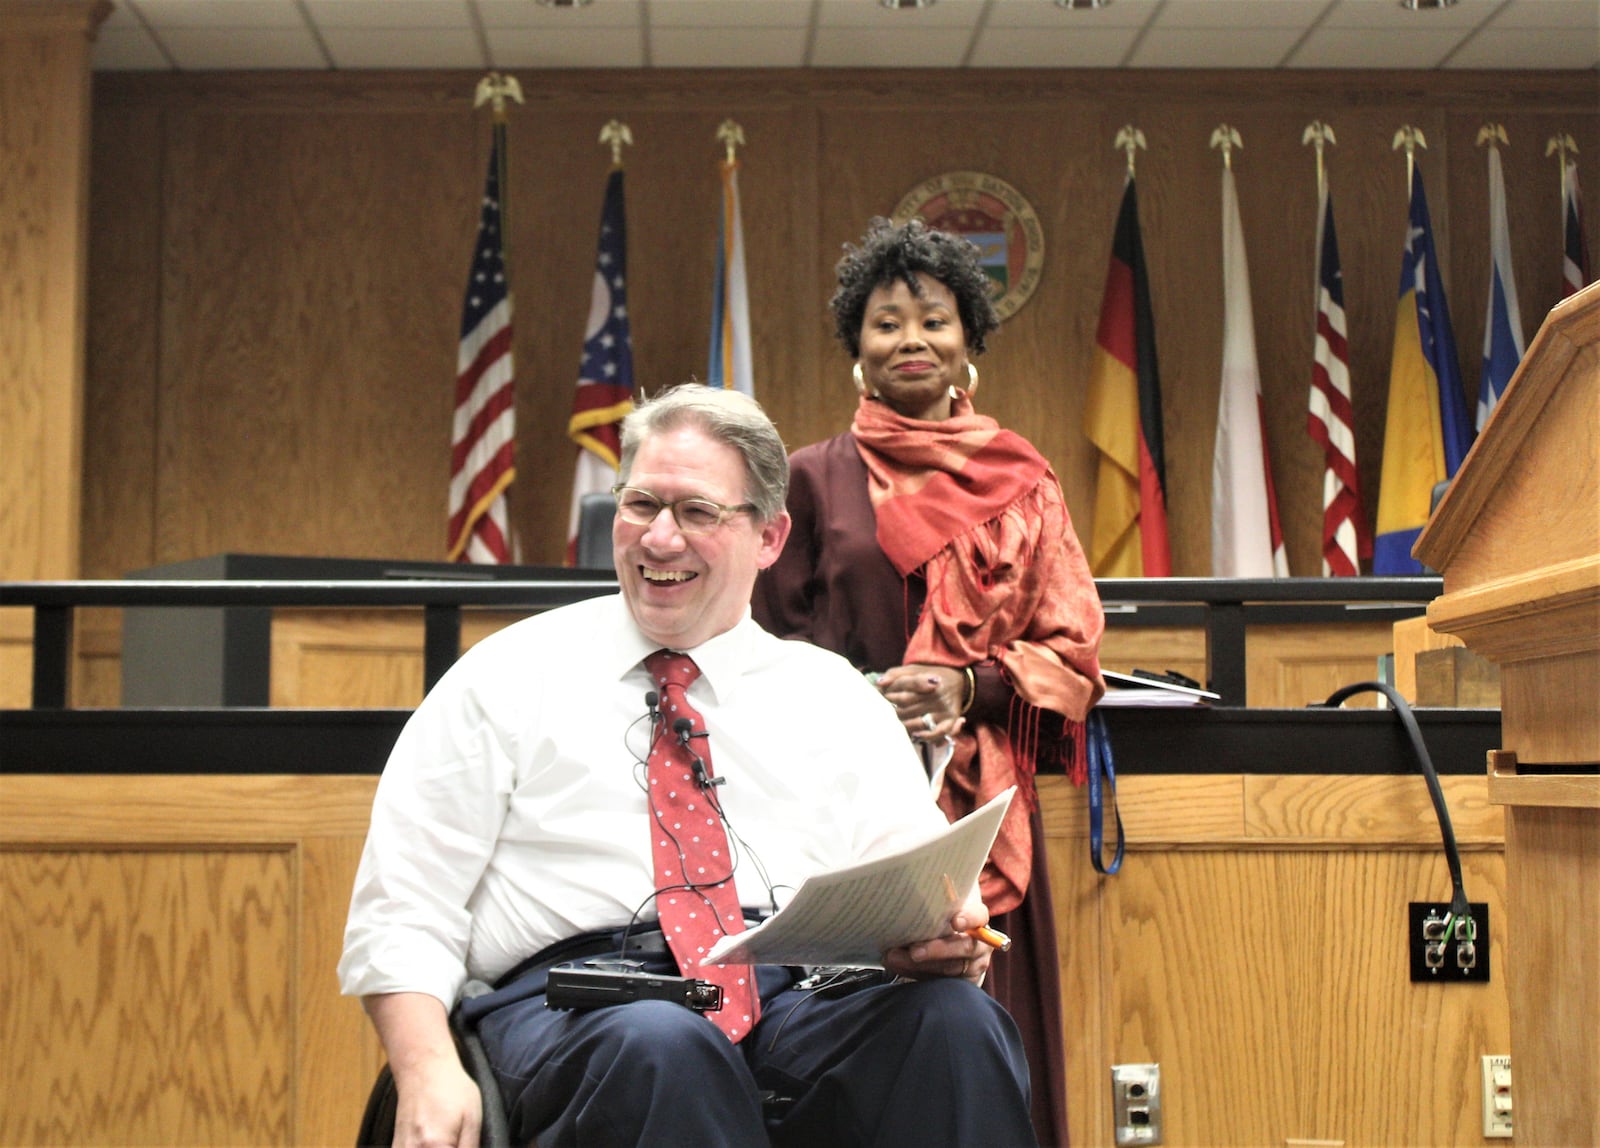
1086, 710, 1124, 876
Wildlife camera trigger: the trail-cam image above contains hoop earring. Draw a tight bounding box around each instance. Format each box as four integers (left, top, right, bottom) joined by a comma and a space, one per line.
965, 362, 979, 395
853, 362, 875, 398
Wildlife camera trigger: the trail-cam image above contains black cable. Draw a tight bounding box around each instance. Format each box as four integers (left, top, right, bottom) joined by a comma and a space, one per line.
1316, 681, 1472, 924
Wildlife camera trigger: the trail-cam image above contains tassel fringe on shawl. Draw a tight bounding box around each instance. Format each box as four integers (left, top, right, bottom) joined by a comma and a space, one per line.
852, 392, 1105, 915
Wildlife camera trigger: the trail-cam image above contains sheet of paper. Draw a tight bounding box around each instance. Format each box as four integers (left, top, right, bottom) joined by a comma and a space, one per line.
701, 787, 1014, 969
1096, 669, 1219, 707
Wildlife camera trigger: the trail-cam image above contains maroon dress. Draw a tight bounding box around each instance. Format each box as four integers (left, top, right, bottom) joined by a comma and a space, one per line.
754, 431, 1074, 1147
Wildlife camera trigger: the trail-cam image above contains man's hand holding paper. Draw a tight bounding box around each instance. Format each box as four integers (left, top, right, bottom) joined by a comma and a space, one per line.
885, 886, 994, 986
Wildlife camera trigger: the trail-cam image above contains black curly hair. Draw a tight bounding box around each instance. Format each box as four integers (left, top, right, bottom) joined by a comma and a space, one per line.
829, 216, 1000, 359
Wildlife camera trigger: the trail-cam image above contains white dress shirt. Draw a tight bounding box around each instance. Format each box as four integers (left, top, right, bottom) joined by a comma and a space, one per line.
338, 593, 948, 1009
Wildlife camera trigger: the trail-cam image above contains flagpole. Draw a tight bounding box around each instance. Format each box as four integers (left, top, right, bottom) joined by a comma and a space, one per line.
1209, 124, 1241, 171
1114, 124, 1146, 180
1303, 120, 1335, 204
1393, 125, 1426, 194
474, 73, 523, 285
1547, 133, 1578, 219
600, 118, 633, 170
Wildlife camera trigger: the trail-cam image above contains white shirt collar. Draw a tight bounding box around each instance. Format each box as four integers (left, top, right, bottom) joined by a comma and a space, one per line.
603, 597, 761, 706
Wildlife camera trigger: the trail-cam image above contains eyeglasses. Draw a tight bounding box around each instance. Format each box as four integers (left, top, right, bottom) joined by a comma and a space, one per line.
611, 485, 756, 535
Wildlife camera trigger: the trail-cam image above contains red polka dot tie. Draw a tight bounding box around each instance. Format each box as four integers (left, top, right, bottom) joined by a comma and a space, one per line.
643, 649, 759, 1043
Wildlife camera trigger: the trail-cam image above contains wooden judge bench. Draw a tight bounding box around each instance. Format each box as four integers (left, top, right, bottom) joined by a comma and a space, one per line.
1414, 281, 1600, 1146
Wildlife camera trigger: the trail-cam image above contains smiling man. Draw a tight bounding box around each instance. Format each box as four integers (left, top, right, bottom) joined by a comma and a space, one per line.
340, 384, 1036, 1148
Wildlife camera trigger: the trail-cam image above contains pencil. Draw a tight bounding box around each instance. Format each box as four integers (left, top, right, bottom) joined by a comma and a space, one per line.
941, 873, 1011, 951
967, 924, 1012, 952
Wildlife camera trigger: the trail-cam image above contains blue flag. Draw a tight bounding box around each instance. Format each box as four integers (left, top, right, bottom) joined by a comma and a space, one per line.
1477, 146, 1525, 429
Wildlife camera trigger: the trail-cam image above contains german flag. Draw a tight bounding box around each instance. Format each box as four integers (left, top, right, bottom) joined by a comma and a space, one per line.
1085, 178, 1171, 577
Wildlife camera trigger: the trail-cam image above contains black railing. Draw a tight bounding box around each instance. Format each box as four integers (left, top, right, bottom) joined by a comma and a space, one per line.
0, 575, 1441, 709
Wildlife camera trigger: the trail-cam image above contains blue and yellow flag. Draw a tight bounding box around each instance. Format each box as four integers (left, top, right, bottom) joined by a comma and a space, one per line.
1373, 170, 1473, 574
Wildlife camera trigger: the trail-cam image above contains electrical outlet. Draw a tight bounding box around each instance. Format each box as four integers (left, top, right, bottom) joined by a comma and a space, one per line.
1481, 1054, 1512, 1138
1111, 1063, 1162, 1145
1408, 902, 1490, 982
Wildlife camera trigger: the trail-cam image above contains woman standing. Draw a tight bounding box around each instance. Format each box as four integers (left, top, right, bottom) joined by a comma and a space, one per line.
754, 218, 1104, 1146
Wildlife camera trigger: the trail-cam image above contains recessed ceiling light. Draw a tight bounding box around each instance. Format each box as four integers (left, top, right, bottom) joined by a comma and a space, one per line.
1056, 0, 1112, 8
537, 0, 592, 8
1399, 0, 1457, 9
880, 0, 936, 9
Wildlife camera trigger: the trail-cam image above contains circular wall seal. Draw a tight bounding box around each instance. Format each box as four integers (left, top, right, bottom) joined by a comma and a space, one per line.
890, 171, 1045, 322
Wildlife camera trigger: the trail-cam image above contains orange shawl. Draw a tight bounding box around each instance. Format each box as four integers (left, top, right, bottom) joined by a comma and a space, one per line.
853, 392, 1105, 915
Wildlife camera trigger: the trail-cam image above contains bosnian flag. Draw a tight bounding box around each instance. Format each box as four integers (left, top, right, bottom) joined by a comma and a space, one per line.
1210, 164, 1287, 578
707, 159, 753, 395
1476, 145, 1525, 430
1373, 169, 1473, 575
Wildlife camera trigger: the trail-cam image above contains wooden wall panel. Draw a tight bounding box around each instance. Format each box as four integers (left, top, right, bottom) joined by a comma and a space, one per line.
154, 108, 470, 566
77, 71, 1598, 584
1246, 620, 1395, 708
0, 775, 381, 1148
1, 770, 1508, 1148
0, 849, 294, 1146
0, 3, 105, 581
1041, 771, 1509, 1148
82, 100, 163, 579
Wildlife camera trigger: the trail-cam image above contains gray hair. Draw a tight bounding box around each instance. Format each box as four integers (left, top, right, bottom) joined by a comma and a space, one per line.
618, 384, 789, 521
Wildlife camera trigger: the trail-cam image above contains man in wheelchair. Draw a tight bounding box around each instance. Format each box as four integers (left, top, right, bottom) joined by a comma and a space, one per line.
340, 386, 1036, 1148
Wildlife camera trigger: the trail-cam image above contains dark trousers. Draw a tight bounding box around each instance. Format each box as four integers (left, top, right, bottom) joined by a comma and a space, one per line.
474, 957, 1037, 1148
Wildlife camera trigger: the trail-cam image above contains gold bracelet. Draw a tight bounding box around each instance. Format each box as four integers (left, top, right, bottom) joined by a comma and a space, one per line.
960, 665, 977, 715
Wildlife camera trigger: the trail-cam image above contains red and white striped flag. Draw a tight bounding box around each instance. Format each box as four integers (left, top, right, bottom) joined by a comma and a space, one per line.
1211, 163, 1287, 578
447, 140, 515, 564
1306, 184, 1370, 576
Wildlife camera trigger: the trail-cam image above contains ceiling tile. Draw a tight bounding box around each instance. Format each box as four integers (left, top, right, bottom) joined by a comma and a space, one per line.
652, 27, 809, 67
970, 26, 1142, 67
92, 26, 173, 70
647, 0, 812, 27
303, 1, 475, 29
476, 0, 642, 29
131, 0, 307, 28
322, 28, 485, 68
1446, 28, 1600, 69
1154, 0, 1330, 29
160, 27, 329, 68
1491, 0, 1600, 30
101, 4, 144, 27
1288, 27, 1464, 67
985, 0, 1162, 30
487, 27, 645, 67
1131, 27, 1308, 68
817, 0, 986, 30
811, 27, 974, 66
1322, 0, 1498, 30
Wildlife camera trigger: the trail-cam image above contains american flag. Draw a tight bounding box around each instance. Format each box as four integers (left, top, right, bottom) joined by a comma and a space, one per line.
564, 169, 634, 561
448, 141, 516, 564
1306, 186, 1370, 577
1563, 160, 1590, 299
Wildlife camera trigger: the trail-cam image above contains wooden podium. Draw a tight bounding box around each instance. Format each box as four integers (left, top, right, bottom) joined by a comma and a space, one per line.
1415, 282, 1600, 1146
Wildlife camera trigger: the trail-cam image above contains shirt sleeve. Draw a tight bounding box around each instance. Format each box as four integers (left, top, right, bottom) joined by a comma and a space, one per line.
338, 662, 517, 1008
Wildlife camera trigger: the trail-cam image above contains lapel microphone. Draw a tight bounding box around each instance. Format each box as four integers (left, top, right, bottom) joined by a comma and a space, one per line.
672, 717, 724, 789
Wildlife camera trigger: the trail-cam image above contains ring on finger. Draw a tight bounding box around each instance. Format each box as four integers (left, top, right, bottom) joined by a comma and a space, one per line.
921, 713, 937, 732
